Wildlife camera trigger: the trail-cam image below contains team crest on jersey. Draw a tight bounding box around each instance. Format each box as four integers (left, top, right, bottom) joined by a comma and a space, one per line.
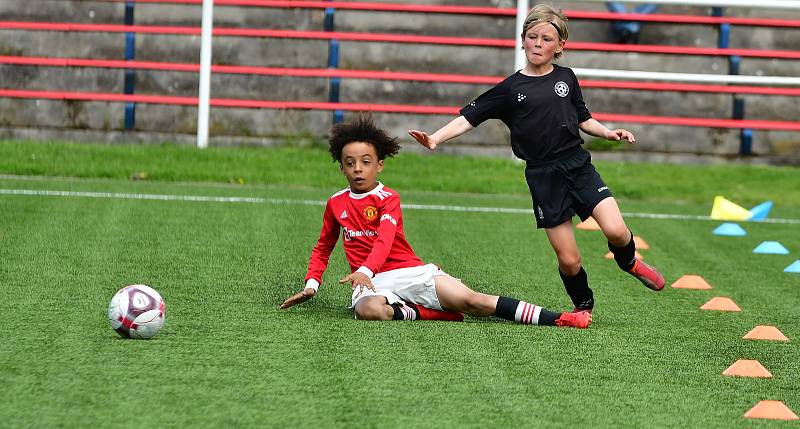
363, 205, 378, 222
554, 81, 569, 98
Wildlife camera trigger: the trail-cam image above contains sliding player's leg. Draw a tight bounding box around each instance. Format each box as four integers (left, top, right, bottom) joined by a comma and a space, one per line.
434, 275, 591, 328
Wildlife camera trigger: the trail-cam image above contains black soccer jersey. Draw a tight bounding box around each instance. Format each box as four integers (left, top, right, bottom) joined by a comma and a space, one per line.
460, 65, 592, 163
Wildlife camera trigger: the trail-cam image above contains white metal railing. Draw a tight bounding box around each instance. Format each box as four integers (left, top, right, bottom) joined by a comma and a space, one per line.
557, 0, 800, 9
573, 68, 800, 85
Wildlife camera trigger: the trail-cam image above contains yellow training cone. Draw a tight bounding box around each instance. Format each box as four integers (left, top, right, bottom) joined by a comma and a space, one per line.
711, 196, 752, 221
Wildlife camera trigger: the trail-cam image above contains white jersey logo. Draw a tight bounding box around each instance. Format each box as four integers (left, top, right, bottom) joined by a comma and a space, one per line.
554, 81, 569, 98
340, 210, 348, 219
375, 189, 393, 201
516, 93, 527, 102
380, 213, 397, 226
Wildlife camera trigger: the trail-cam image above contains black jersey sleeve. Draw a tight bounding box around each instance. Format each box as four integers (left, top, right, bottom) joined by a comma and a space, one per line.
459, 76, 512, 127
568, 69, 592, 123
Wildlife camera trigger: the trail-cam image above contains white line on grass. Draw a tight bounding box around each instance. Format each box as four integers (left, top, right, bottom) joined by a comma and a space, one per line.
2, 188, 800, 224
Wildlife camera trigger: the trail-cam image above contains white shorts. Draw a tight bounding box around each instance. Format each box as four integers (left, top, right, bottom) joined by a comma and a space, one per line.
350, 263, 448, 311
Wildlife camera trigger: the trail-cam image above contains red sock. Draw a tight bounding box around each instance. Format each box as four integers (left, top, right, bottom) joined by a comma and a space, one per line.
408, 303, 464, 321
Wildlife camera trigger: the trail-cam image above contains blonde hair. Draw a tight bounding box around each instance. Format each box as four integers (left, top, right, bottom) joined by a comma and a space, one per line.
521, 4, 569, 59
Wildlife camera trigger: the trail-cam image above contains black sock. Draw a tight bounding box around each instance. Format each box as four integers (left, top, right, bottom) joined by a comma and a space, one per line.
494, 296, 518, 321
391, 303, 419, 320
537, 309, 560, 326
494, 296, 560, 326
608, 231, 636, 271
559, 267, 594, 310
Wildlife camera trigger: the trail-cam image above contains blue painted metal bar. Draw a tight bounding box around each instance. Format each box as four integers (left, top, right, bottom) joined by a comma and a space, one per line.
740, 129, 753, 155
324, 3, 343, 124
729, 55, 741, 76
714, 7, 752, 155
718, 23, 730, 49
124, 0, 136, 130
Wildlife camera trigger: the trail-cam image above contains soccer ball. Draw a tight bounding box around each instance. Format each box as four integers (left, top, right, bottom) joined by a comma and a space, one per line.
108, 284, 166, 339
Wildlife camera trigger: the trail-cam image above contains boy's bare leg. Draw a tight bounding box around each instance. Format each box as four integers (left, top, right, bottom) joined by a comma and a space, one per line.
353, 296, 394, 321
434, 275, 590, 328
545, 221, 594, 312
593, 197, 665, 291
591, 197, 629, 246
434, 275, 498, 317
352, 295, 462, 321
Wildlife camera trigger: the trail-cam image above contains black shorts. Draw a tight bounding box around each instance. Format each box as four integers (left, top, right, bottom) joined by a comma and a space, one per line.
524, 147, 613, 229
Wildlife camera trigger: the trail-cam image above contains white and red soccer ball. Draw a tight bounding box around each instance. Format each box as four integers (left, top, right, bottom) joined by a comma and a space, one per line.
108, 284, 166, 339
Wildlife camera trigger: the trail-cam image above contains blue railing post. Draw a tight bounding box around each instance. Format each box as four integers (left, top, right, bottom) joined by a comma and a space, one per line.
740, 129, 753, 155
124, 0, 136, 130
714, 7, 752, 155
324, 3, 343, 124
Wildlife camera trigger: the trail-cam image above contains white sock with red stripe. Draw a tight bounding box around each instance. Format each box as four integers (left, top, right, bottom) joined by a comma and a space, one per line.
514, 301, 542, 325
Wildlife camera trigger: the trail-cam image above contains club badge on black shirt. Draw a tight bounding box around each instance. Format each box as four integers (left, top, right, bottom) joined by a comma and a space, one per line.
460, 65, 592, 163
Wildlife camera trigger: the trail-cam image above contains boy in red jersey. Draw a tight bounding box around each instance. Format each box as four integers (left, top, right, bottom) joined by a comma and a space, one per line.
280, 116, 590, 329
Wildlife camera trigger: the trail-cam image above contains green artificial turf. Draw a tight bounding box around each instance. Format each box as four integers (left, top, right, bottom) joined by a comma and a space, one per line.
0, 141, 798, 428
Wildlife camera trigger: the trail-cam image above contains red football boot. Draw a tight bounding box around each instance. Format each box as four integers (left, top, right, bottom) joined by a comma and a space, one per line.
555, 310, 592, 329
628, 259, 666, 291
408, 304, 464, 321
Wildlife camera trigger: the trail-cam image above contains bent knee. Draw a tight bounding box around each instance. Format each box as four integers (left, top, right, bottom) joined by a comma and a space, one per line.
557, 253, 582, 273
603, 224, 630, 244
354, 299, 392, 321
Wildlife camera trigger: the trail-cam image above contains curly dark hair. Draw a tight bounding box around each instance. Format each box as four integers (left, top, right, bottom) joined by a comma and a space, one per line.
328, 115, 401, 163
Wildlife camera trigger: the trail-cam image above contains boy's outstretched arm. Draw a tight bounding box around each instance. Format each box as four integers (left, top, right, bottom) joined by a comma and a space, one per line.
408, 116, 474, 150
579, 118, 636, 143
281, 200, 338, 310
280, 288, 316, 309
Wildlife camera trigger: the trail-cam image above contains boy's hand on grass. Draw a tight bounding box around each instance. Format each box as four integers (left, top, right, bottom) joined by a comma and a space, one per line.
339, 272, 375, 294
279, 288, 316, 309
408, 130, 439, 150
606, 129, 636, 143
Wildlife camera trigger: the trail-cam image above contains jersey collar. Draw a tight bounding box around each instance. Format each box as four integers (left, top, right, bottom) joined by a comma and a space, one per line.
349, 182, 384, 200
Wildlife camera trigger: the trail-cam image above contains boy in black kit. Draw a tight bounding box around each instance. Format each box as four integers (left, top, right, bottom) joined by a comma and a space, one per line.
409, 4, 665, 314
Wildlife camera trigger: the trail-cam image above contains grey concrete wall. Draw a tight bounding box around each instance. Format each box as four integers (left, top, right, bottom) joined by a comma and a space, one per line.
0, 0, 798, 163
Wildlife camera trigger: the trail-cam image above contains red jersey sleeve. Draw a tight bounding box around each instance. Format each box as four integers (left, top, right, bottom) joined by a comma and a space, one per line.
360, 194, 401, 274
304, 200, 340, 284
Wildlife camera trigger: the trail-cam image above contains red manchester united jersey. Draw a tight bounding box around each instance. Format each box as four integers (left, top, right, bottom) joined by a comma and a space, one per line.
305, 183, 422, 284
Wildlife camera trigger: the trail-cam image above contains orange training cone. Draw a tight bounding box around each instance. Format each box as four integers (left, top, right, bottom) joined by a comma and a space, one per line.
701, 297, 741, 312
744, 401, 799, 420
744, 325, 789, 341
633, 236, 650, 250
671, 275, 712, 290
723, 359, 773, 378
577, 217, 601, 231
604, 251, 644, 261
